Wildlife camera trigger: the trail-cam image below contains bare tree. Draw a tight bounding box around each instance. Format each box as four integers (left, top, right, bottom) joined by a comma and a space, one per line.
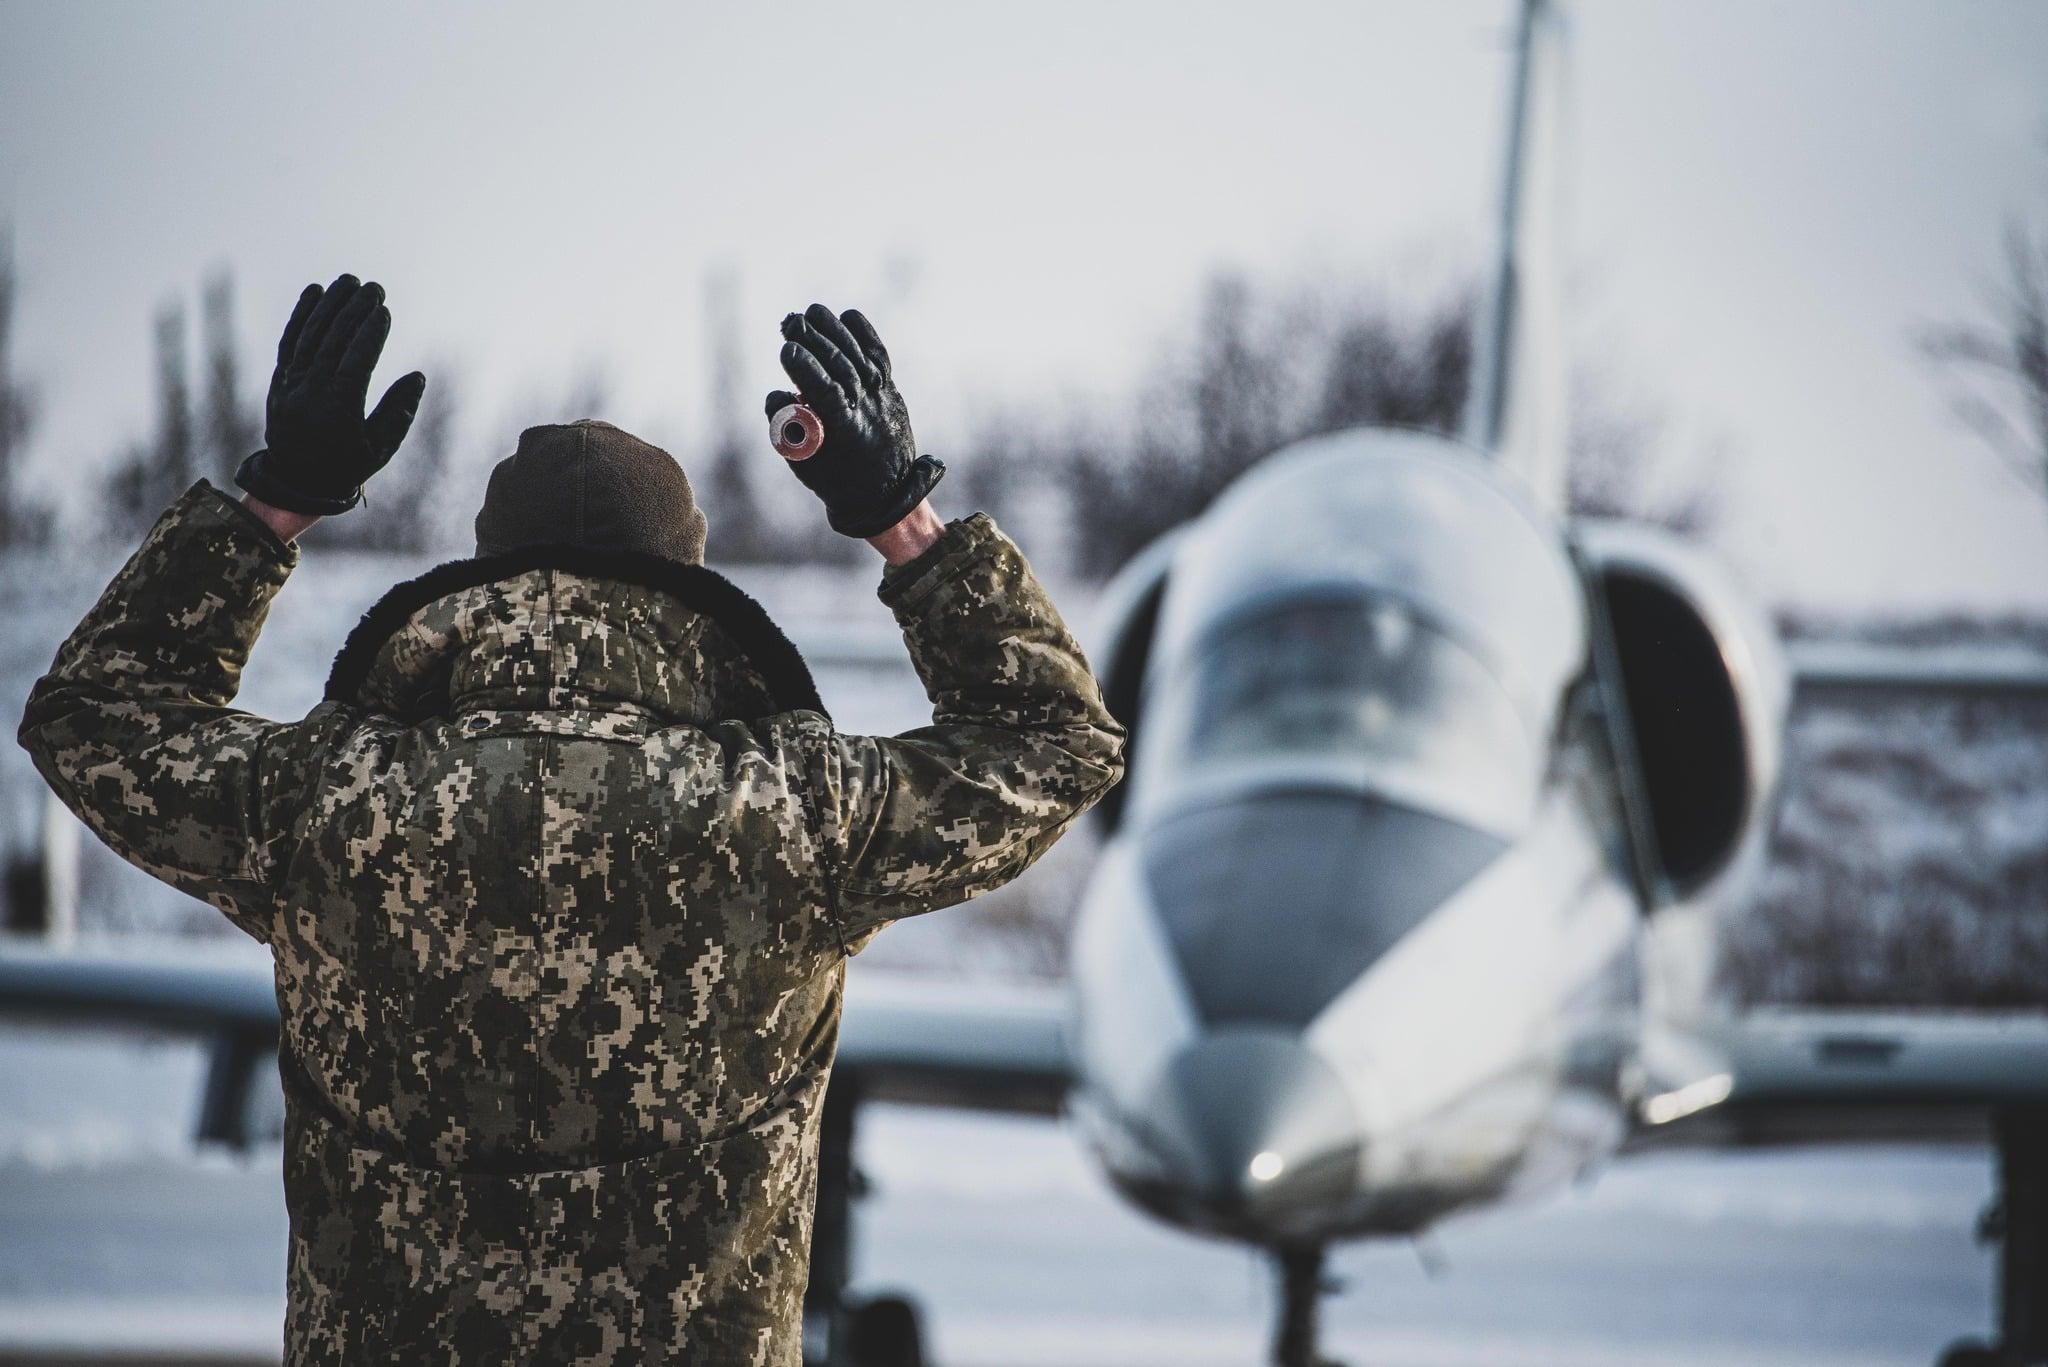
1567, 375, 1724, 536
1056, 269, 1705, 578
93, 271, 452, 554
1315, 288, 1471, 433
385, 365, 458, 552
704, 440, 783, 564
690, 270, 865, 568
200, 271, 259, 488
954, 420, 1022, 529
103, 302, 195, 535
1064, 273, 1319, 576
1919, 214, 2048, 500
155, 303, 195, 497
701, 267, 782, 564
0, 230, 50, 547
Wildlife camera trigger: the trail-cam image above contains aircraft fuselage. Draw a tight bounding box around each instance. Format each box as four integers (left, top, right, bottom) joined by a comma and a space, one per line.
1065, 428, 1657, 1248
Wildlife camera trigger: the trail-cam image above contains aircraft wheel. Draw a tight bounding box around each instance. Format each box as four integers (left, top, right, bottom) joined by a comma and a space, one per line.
844, 1293, 926, 1367
1934, 1339, 2003, 1367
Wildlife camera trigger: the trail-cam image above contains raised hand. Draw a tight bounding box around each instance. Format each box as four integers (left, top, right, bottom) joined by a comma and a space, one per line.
234, 274, 427, 516
765, 303, 944, 539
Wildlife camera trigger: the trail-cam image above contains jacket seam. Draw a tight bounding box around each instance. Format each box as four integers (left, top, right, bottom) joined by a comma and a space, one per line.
261, 703, 356, 907
528, 731, 552, 1167
791, 727, 851, 958
840, 748, 890, 882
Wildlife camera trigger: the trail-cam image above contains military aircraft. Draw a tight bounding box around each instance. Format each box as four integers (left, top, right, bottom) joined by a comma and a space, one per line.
4, 3, 2047, 1365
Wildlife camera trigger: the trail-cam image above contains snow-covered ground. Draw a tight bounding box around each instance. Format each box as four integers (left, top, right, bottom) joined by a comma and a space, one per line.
1738, 680, 2048, 1006
0, 1024, 2002, 1366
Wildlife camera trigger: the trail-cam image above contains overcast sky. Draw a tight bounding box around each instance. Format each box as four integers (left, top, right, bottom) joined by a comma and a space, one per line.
2, 0, 2045, 615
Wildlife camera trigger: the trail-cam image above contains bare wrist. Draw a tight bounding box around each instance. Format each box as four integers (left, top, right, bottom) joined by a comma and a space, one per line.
241, 493, 321, 544
865, 500, 945, 567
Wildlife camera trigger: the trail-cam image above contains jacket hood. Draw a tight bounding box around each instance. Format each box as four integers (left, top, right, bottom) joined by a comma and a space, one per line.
325, 544, 827, 726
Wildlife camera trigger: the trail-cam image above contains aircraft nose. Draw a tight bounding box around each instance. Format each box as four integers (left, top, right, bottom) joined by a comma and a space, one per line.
1145, 1030, 1362, 1222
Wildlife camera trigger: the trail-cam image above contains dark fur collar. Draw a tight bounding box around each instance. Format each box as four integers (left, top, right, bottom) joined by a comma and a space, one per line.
324, 544, 828, 721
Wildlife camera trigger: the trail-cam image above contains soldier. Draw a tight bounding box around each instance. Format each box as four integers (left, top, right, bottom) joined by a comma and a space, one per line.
18, 275, 1125, 1364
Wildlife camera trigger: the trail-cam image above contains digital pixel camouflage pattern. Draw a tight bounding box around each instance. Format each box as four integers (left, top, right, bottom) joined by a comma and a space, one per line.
18, 480, 1125, 1365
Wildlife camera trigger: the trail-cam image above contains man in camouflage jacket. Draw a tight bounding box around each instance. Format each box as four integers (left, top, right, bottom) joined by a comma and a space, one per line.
18, 277, 1124, 1364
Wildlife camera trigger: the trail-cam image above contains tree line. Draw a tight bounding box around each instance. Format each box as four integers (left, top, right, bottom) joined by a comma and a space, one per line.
4, 185, 2041, 574
0, 249, 1753, 574
0, 234, 50, 550
90, 272, 455, 553
0, 239, 1727, 571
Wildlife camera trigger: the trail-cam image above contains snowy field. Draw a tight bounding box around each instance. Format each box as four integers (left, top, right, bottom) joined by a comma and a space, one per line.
0, 1024, 2001, 1367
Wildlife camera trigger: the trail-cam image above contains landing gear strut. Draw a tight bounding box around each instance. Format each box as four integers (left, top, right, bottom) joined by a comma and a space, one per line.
804, 1073, 929, 1367
1939, 1105, 2047, 1367
1272, 1243, 1341, 1367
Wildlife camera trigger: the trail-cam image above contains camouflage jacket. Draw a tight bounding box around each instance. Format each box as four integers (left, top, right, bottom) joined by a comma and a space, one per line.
19, 481, 1124, 1365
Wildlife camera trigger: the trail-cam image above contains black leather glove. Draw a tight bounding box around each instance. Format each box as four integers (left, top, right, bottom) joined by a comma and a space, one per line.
766, 303, 944, 538
234, 274, 427, 516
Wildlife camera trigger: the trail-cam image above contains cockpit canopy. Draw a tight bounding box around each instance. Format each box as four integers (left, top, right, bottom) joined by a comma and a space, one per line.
1146, 591, 1535, 836
1135, 429, 1588, 836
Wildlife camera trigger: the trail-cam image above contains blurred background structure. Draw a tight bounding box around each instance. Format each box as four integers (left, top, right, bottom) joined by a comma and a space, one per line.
1, 3, 2046, 1363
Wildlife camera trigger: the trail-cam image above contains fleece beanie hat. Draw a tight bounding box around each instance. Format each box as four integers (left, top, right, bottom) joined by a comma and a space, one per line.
474, 420, 708, 565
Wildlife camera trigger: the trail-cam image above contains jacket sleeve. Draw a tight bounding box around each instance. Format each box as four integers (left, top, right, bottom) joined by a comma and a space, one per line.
16, 480, 321, 944
789, 512, 1126, 950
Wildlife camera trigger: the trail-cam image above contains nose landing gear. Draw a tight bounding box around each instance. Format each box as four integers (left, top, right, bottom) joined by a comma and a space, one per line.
1272, 1243, 1345, 1367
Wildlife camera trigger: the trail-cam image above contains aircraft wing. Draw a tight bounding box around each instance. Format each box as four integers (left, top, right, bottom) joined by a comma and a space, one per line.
0, 940, 283, 1147
0, 939, 278, 1036
836, 969, 1072, 1114
0, 942, 1073, 1143
1630, 1008, 2048, 1148
1787, 641, 2048, 697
